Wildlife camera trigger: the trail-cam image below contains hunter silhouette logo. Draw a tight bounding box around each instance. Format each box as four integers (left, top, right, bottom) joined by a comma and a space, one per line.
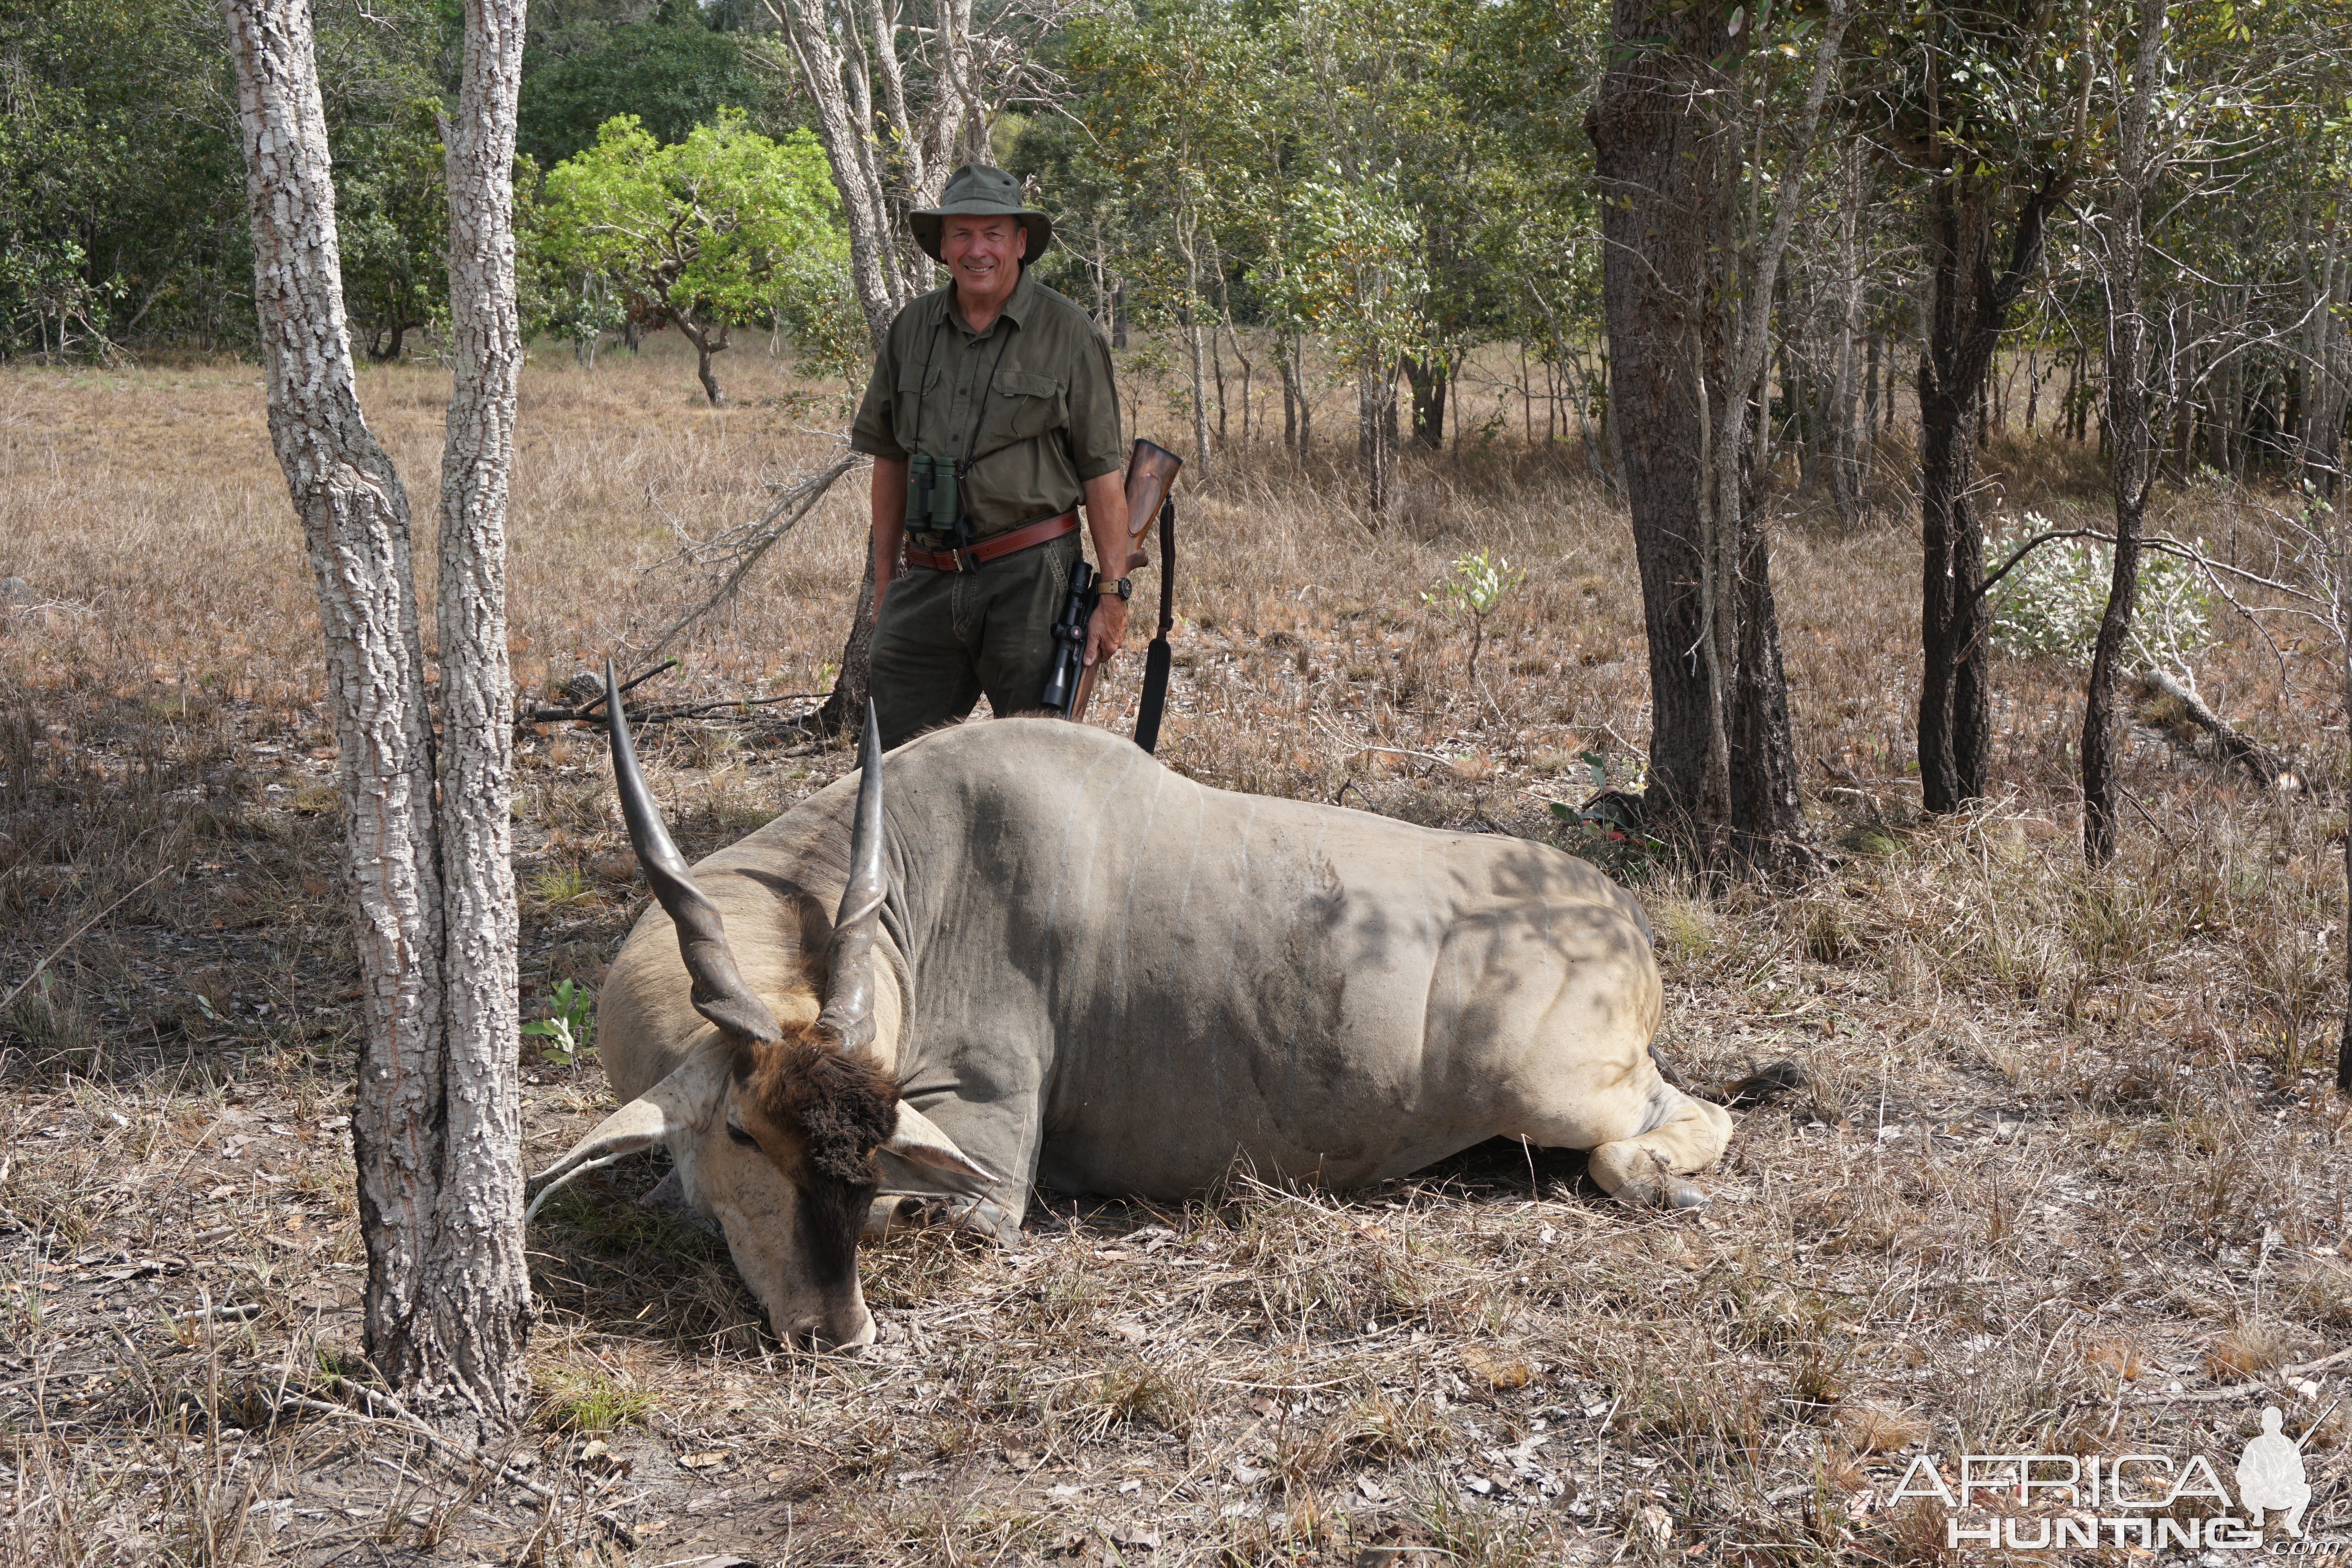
2238, 1405, 2316, 1536
1891, 1402, 2340, 1553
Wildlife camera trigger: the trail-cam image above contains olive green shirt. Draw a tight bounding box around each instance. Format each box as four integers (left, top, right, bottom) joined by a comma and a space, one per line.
849, 272, 1123, 539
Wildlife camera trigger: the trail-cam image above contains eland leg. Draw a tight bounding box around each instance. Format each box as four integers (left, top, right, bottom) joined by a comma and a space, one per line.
862, 1191, 1027, 1246
1583, 1085, 1733, 1209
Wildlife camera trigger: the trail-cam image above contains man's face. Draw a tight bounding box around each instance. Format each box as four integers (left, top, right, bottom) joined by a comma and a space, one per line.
942, 215, 1027, 307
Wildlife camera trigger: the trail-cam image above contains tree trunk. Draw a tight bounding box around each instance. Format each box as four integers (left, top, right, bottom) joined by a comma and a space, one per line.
815, 535, 878, 735
418, 0, 532, 1422
1590, 4, 1735, 850
1210, 237, 1250, 449
1229, 322, 1254, 448
1179, 212, 1211, 479
759, 0, 913, 729
2305, 209, 2349, 499
761, 0, 913, 342
1402, 354, 1447, 450
2082, 0, 2164, 865
1280, 347, 1299, 450
677, 316, 729, 406
223, 0, 528, 1436
1209, 304, 1228, 444
1588, 0, 1838, 867
1916, 166, 2065, 813
1826, 143, 1865, 522
1357, 363, 1397, 520
1863, 328, 1881, 456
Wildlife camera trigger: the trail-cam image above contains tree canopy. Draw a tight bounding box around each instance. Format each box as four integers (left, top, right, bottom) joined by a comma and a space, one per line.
537, 110, 848, 402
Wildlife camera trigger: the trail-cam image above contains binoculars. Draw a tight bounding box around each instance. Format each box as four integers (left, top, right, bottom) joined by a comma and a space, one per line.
905, 453, 962, 532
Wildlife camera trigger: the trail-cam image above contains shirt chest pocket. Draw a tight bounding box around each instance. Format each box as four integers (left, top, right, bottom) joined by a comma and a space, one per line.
981, 368, 1067, 452
894, 359, 942, 445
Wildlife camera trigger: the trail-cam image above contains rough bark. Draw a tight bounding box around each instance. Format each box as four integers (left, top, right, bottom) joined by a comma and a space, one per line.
421, 0, 531, 1425
1590, 2, 1734, 849
1403, 354, 1447, 451
1916, 169, 2066, 813
761, 0, 913, 343
1357, 364, 1396, 520
224, 0, 528, 1433
814, 537, 878, 736
677, 316, 729, 406
2082, 0, 2163, 865
1588, 0, 1837, 867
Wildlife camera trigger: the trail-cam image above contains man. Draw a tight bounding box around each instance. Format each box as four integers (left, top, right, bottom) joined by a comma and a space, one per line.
849, 163, 1129, 750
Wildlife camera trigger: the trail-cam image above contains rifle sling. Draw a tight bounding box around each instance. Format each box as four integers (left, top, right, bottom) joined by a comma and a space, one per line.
1133, 495, 1177, 755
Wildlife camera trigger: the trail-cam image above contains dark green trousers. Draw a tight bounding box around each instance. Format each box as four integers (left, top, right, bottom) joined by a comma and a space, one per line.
869, 530, 1081, 750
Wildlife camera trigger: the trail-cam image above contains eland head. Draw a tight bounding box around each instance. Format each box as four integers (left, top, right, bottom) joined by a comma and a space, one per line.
524, 666, 989, 1348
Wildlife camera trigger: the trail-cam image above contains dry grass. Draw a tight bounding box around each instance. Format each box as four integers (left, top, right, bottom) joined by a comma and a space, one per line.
3, 334, 2351, 1563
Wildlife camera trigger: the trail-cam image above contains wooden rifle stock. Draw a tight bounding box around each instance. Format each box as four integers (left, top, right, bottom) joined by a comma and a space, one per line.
1119, 440, 1183, 572
1070, 440, 1183, 724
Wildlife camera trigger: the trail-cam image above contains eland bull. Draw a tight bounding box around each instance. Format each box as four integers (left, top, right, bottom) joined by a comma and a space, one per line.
527, 673, 1738, 1348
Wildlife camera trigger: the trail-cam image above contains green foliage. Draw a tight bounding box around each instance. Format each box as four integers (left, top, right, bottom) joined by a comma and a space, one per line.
0, 0, 453, 359
334, 97, 455, 361
0, 0, 242, 358
1546, 751, 1666, 876
1422, 549, 1525, 621
536, 110, 847, 385
1255, 167, 1430, 374
1422, 549, 1524, 688
521, 977, 595, 1065
764, 249, 870, 386
517, 22, 781, 172
535, 269, 630, 367
1987, 513, 2212, 671
535, 1367, 652, 1433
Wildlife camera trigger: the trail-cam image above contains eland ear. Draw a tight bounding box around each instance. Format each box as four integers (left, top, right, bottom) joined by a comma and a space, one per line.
524, 1045, 731, 1221
885, 1101, 994, 1183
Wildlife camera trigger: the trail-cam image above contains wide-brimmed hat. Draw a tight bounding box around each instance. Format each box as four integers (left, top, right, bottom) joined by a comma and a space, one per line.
909, 163, 1054, 263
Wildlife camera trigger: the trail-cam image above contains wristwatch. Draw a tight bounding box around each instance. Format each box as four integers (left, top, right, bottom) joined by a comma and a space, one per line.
1096, 577, 1133, 601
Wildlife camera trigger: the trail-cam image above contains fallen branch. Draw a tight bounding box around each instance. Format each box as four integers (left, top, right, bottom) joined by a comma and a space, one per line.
637, 447, 867, 660
0, 865, 172, 1015
514, 657, 677, 726
520, 690, 822, 730
1975, 524, 2320, 606
2136, 1343, 2352, 1404
2133, 666, 2290, 787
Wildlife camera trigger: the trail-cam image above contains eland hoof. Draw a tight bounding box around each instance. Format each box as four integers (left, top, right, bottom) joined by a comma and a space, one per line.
1611, 1178, 1708, 1210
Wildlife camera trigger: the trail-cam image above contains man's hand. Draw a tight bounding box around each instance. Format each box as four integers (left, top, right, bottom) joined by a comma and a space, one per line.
1078, 468, 1131, 667
1083, 593, 1129, 668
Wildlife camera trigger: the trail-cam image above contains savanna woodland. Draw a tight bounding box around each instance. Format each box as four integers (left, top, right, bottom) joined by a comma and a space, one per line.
9, 0, 2352, 1562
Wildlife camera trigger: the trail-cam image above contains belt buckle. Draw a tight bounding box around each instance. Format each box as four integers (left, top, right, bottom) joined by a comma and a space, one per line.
955, 544, 978, 572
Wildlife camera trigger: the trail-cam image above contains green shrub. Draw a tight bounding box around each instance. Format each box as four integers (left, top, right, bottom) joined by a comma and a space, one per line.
1987, 512, 2210, 670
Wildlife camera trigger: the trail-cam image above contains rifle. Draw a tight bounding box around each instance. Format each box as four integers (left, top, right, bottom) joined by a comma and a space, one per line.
1038, 557, 1096, 716
1069, 441, 1183, 738
1039, 440, 1183, 735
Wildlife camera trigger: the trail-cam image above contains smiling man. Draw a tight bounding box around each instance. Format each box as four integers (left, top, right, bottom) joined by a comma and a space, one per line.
848, 163, 1129, 750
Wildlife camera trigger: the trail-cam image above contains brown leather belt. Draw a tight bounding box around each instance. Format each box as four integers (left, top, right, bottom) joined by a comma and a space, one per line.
904, 510, 1078, 572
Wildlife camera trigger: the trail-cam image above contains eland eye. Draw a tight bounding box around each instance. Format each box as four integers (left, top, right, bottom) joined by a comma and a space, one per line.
726, 1122, 759, 1148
